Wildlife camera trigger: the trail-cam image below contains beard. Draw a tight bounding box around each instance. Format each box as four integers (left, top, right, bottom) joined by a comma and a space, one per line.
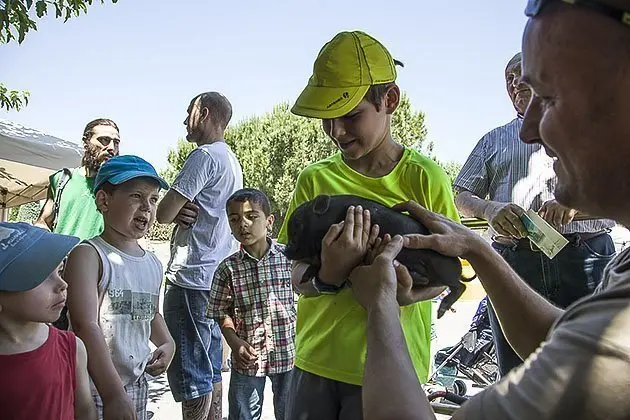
82, 143, 107, 172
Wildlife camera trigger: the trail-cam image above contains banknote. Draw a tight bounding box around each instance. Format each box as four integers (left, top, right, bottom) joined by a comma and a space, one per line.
521, 210, 569, 259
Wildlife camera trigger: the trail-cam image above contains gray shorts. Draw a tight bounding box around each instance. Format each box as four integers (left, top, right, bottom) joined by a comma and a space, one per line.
285, 367, 363, 420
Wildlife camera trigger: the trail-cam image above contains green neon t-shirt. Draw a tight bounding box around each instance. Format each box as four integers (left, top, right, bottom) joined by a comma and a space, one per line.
278, 148, 460, 386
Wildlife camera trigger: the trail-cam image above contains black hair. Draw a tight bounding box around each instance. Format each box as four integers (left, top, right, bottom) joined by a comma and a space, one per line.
226, 188, 272, 216
364, 59, 404, 111
82, 118, 119, 143
194, 92, 233, 130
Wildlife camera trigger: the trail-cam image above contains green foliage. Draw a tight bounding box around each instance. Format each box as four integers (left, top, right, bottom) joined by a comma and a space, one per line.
0, 0, 119, 44
147, 221, 173, 242
0, 83, 29, 111
434, 160, 462, 185
8, 206, 20, 221
9, 201, 41, 223
432, 159, 462, 197
162, 94, 433, 236
161, 139, 195, 185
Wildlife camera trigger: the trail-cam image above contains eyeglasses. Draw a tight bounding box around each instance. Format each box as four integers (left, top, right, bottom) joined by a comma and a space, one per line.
526, 0, 630, 26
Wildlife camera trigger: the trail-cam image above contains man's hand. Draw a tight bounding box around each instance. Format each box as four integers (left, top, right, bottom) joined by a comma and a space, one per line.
392, 201, 487, 261
485, 202, 528, 238
363, 234, 446, 306
538, 199, 577, 228
174, 201, 200, 228
229, 338, 258, 370
349, 235, 403, 310
318, 205, 379, 286
145, 341, 175, 377
103, 392, 137, 420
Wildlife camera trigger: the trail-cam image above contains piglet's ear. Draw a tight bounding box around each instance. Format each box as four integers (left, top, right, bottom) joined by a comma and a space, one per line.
313, 195, 331, 215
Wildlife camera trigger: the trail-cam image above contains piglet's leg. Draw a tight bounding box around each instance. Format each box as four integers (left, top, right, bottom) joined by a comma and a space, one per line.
436, 283, 466, 319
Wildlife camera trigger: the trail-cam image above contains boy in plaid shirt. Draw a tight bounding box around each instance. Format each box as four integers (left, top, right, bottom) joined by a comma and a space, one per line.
208, 188, 295, 420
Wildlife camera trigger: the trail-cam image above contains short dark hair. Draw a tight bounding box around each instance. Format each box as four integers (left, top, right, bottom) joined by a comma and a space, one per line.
364, 59, 404, 111
195, 92, 233, 130
82, 118, 119, 143
226, 188, 271, 216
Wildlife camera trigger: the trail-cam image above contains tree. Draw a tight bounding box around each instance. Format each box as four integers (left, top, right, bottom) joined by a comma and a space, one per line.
435, 160, 462, 184
0, 83, 29, 111
0, 0, 118, 111
160, 94, 435, 237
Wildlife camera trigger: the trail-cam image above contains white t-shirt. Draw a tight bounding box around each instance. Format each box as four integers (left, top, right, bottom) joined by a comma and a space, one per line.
463, 246, 630, 419
165, 142, 243, 290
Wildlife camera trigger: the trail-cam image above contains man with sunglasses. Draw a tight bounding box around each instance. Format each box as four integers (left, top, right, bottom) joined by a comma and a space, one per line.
350, 1, 630, 419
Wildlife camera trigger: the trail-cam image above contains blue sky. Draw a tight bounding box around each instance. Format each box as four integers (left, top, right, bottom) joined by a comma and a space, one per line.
1, 0, 528, 171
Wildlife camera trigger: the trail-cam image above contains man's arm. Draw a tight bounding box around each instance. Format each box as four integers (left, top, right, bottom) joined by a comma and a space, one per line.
396, 201, 563, 360
34, 189, 55, 231
455, 190, 528, 238
74, 337, 97, 420
64, 244, 136, 420
156, 189, 191, 224
465, 239, 562, 360
157, 148, 214, 225
350, 237, 436, 420
454, 189, 498, 220
365, 302, 435, 420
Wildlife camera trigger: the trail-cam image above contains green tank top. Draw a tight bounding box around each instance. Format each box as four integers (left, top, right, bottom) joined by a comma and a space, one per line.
49, 167, 104, 240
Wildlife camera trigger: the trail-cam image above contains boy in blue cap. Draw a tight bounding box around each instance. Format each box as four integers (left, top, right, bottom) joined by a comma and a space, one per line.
64, 155, 175, 420
0, 222, 96, 420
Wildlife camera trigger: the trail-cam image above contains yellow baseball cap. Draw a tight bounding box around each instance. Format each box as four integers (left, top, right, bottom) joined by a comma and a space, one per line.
292, 31, 398, 119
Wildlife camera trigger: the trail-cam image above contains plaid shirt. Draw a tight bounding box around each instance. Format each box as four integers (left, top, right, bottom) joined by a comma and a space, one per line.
208, 240, 296, 376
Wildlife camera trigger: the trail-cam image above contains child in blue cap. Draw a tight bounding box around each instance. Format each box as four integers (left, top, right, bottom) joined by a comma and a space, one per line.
63, 155, 175, 420
0, 222, 96, 420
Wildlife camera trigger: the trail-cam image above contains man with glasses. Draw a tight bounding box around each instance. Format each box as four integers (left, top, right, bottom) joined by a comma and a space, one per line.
348, 1, 630, 419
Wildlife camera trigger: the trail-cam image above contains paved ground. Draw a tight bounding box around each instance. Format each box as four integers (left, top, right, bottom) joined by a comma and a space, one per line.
145, 241, 486, 419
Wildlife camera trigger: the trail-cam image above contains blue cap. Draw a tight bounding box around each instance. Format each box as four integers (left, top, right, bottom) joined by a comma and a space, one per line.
94, 155, 169, 193
0, 223, 79, 292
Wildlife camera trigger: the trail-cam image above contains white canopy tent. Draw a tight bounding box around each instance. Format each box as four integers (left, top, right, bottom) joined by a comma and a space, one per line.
0, 119, 82, 221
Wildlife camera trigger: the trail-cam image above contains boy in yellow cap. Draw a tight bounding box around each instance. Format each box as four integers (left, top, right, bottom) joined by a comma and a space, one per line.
277, 30, 460, 419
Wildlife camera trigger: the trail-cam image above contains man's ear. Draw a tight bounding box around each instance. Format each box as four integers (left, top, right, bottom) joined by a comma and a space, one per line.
95, 189, 110, 213
200, 106, 210, 123
313, 195, 331, 215
385, 84, 401, 115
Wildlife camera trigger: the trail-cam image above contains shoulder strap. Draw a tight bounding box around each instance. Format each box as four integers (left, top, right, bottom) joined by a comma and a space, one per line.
83, 239, 109, 316
51, 168, 73, 231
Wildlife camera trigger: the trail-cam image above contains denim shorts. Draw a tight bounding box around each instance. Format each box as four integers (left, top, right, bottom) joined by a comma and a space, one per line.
164, 283, 223, 402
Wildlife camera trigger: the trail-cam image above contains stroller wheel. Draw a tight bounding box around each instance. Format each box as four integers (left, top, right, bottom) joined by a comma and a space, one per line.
453, 379, 467, 396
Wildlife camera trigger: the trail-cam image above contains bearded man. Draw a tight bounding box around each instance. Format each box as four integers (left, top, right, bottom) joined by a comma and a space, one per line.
35, 118, 121, 240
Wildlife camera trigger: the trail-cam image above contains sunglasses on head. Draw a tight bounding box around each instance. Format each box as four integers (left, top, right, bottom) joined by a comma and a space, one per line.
526, 0, 630, 26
